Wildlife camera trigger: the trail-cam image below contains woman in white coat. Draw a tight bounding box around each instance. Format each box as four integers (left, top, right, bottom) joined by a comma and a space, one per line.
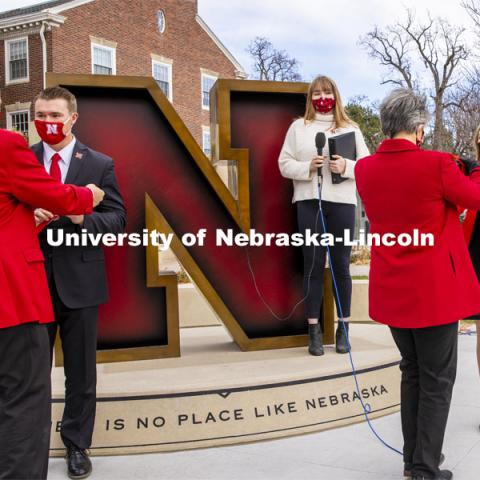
278, 75, 369, 356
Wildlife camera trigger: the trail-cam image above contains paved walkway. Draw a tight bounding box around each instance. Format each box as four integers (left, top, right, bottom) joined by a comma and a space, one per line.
48, 334, 480, 480
351, 264, 370, 277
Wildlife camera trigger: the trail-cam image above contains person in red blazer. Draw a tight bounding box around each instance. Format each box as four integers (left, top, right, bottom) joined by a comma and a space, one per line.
355, 89, 480, 480
0, 128, 104, 480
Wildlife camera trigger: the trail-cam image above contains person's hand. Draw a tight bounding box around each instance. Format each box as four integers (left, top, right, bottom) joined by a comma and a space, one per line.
66, 215, 85, 225
309, 156, 325, 174
86, 184, 105, 207
330, 155, 346, 174
34, 208, 58, 227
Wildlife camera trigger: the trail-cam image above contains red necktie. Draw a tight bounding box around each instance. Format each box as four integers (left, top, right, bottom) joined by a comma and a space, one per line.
50, 153, 62, 182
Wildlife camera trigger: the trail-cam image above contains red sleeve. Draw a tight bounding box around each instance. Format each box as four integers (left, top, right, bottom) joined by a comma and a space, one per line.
440, 153, 480, 209
4, 132, 93, 215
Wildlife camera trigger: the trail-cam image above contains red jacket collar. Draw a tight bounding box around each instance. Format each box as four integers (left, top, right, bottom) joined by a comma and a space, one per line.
376, 138, 419, 153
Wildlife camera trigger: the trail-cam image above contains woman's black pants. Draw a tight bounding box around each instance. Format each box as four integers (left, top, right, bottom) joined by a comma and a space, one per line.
296, 199, 356, 320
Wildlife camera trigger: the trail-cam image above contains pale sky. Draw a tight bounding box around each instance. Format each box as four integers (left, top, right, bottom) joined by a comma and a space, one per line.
0, 0, 476, 103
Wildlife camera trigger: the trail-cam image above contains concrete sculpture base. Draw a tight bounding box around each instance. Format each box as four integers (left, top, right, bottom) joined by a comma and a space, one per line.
50, 323, 400, 456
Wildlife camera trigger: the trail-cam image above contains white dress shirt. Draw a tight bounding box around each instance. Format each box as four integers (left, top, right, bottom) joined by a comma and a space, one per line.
43, 137, 77, 183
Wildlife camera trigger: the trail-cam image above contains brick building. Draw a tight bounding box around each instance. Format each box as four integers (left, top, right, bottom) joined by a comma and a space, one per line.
0, 0, 246, 150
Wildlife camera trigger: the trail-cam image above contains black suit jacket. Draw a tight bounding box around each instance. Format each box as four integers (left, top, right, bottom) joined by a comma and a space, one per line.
32, 140, 127, 309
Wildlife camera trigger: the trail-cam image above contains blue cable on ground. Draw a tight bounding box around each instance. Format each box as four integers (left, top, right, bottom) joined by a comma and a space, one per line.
245, 178, 403, 456
317, 197, 403, 456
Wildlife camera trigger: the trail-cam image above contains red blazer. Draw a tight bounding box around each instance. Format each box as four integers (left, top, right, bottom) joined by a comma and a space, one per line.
0, 129, 93, 329
355, 138, 480, 328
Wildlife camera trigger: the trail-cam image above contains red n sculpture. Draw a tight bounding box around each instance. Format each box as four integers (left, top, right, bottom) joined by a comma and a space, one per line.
47, 73, 334, 364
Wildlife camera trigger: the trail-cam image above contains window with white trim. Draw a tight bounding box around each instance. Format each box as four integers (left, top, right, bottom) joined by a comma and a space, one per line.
7, 110, 30, 138
5, 37, 28, 83
201, 73, 217, 110
202, 126, 211, 156
152, 61, 172, 101
91, 43, 116, 75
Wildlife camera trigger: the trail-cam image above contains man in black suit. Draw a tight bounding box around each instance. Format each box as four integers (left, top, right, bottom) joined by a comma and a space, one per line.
32, 86, 126, 479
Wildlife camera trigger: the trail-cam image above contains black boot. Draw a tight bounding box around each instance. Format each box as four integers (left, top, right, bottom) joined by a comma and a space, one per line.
308, 324, 324, 356
335, 321, 350, 354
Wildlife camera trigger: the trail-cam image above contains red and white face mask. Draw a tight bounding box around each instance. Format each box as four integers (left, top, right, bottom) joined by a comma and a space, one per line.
313, 97, 336, 114
34, 118, 70, 145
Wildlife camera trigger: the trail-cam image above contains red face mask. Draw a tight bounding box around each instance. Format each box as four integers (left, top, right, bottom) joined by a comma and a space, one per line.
34, 119, 68, 145
313, 97, 336, 114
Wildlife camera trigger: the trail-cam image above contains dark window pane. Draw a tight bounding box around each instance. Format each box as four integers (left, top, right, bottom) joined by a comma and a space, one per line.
10, 59, 27, 80
157, 80, 169, 98
10, 111, 29, 141
9, 39, 28, 80
202, 91, 210, 107
202, 75, 216, 108
93, 64, 112, 75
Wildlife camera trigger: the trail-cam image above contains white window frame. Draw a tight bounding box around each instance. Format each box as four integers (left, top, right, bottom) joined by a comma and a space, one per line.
91, 42, 116, 75
152, 60, 173, 102
156, 10, 166, 34
202, 126, 211, 156
201, 73, 218, 111
4, 36, 29, 85
7, 109, 30, 136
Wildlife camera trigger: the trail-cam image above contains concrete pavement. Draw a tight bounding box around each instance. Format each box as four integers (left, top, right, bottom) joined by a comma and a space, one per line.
47, 333, 480, 480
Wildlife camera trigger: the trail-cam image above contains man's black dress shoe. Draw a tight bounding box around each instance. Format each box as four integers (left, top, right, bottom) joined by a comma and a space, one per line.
411, 469, 452, 480
66, 445, 92, 479
404, 453, 445, 477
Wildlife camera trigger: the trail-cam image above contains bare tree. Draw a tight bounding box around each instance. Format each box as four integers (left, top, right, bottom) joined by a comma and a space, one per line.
444, 86, 480, 156
463, 0, 480, 30
247, 37, 302, 82
463, 0, 480, 90
359, 11, 469, 150
437, 1, 480, 155
359, 24, 415, 89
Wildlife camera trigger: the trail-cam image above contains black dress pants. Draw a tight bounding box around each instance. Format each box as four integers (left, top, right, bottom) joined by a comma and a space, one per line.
0, 322, 51, 480
296, 199, 356, 319
47, 278, 98, 450
390, 322, 458, 479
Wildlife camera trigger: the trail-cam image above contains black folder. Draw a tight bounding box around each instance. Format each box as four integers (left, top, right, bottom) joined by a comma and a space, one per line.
328, 131, 356, 184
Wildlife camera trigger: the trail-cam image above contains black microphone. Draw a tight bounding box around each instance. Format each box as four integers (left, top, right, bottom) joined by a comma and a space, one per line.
315, 132, 326, 178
